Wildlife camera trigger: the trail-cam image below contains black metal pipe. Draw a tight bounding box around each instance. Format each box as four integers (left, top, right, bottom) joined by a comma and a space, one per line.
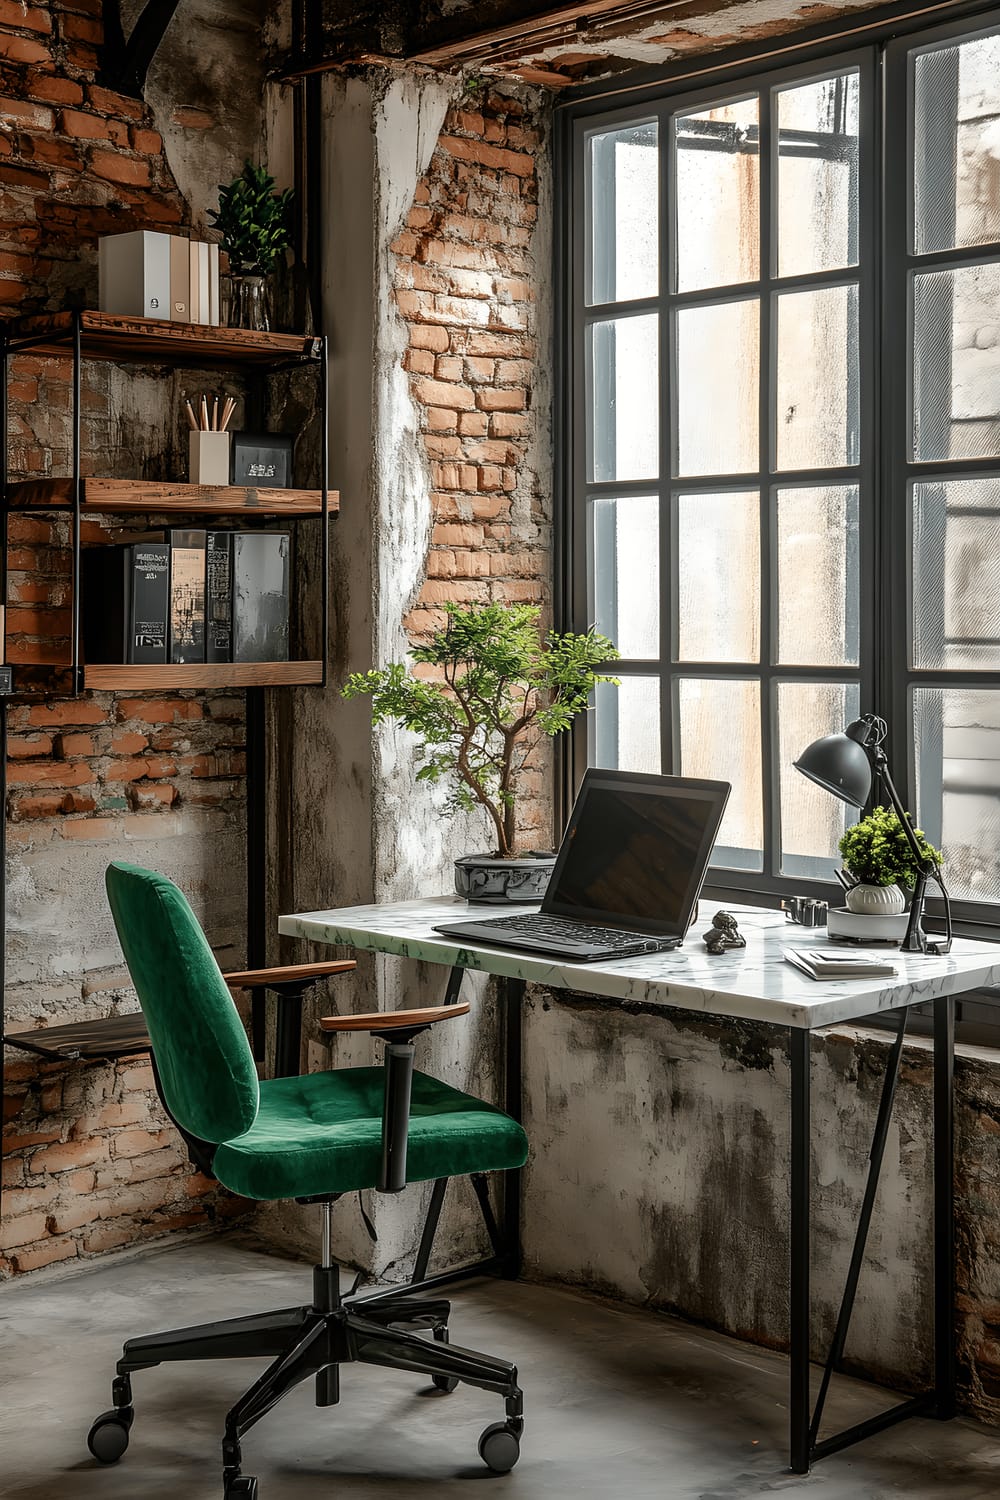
412, 1177, 447, 1285
71, 310, 82, 692
349, 1256, 503, 1306
789, 1027, 811, 1474
811, 1391, 936, 1461
245, 686, 267, 1062
273, 987, 305, 1077
809, 1006, 910, 1446
501, 977, 523, 1278
934, 993, 956, 1419
320, 343, 328, 685
379, 1042, 415, 1193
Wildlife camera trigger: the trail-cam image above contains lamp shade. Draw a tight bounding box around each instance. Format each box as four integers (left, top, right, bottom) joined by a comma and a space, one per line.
793, 731, 872, 806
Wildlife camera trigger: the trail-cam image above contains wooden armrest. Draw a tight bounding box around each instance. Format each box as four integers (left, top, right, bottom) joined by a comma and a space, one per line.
319, 1002, 470, 1033
223, 960, 357, 990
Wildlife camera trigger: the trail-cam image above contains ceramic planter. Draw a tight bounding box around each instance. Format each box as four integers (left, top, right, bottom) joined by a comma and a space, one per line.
454, 853, 556, 905
844, 881, 906, 916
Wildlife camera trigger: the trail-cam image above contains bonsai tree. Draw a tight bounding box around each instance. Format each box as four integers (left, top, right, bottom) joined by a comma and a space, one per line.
839, 805, 942, 888
342, 602, 619, 859
208, 161, 293, 274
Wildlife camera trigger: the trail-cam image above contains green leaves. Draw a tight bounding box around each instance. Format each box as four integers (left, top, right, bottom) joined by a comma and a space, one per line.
839, 804, 942, 887
341, 603, 620, 856
208, 161, 294, 274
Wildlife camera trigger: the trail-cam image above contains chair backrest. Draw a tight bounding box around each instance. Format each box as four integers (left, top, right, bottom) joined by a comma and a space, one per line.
105, 862, 259, 1145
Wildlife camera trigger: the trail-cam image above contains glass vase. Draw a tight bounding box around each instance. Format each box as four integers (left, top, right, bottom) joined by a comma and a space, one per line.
229, 273, 272, 333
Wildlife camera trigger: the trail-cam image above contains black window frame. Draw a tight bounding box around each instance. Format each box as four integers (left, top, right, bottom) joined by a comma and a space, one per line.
554, 0, 1000, 945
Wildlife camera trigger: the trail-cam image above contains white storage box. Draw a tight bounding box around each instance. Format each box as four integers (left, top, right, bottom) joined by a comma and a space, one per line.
98, 230, 171, 320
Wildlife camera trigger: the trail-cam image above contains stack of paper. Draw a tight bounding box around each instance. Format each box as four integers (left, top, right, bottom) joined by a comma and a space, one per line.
784, 948, 898, 981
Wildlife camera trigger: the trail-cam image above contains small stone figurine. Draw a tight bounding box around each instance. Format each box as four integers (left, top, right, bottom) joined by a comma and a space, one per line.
703, 910, 746, 955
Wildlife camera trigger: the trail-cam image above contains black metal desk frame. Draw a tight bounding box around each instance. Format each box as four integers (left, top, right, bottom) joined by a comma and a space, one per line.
365, 962, 955, 1476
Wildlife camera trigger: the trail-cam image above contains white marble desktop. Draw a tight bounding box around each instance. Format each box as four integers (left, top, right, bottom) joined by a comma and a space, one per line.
279, 897, 1000, 1032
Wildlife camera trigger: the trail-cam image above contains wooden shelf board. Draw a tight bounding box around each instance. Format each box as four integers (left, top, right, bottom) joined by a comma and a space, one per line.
4, 1013, 150, 1061
5, 311, 321, 367
82, 660, 323, 690
7, 477, 338, 517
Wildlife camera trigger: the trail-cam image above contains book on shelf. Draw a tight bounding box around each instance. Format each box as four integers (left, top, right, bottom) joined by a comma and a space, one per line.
784, 948, 898, 981
165, 529, 206, 664
82, 543, 169, 664
232, 532, 290, 662
205, 531, 233, 663
84, 528, 291, 666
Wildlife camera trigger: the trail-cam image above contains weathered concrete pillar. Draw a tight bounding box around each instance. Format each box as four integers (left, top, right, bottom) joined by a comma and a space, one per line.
260, 71, 502, 1273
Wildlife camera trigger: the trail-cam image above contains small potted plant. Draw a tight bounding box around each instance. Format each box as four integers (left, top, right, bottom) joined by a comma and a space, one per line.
839, 805, 942, 915
208, 161, 293, 331
342, 602, 619, 902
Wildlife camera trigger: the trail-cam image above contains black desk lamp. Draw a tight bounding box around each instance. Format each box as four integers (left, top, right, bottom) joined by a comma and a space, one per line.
794, 714, 952, 956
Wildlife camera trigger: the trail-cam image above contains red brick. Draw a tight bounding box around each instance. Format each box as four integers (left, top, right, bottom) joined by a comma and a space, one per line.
489, 412, 531, 438
411, 377, 475, 411
10, 1236, 78, 1273
89, 151, 151, 188
102, 757, 149, 782
0, 33, 49, 64
111, 730, 147, 755
6, 760, 92, 788
477, 387, 526, 412
127, 782, 177, 809
30, 1137, 106, 1173
10, 791, 96, 818
438, 136, 535, 178
54, 732, 95, 757
407, 323, 449, 352
0, 1, 51, 33
117, 697, 203, 725
0, 96, 53, 131
27, 700, 106, 727
82, 1222, 134, 1254
86, 85, 146, 120
59, 108, 127, 144
171, 105, 214, 129
130, 127, 162, 155
25, 72, 84, 105
62, 11, 102, 43
47, 1198, 99, 1233
112, 1127, 172, 1159
6, 733, 53, 758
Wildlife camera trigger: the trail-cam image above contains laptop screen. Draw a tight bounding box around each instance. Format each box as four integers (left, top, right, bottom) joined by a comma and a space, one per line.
542, 770, 731, 938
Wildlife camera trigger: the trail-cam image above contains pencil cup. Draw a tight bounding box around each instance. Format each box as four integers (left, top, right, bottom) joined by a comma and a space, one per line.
189, 430, 230, 486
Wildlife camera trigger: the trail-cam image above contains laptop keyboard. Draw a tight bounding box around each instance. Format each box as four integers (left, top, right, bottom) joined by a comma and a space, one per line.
483, 914, 673, 950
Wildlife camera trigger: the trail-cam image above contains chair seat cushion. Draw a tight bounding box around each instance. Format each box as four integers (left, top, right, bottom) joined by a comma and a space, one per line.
212, 1066, 528, 1201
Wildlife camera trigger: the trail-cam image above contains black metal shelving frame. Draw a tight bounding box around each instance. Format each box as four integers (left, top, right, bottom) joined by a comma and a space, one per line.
0, 311, 333, 1216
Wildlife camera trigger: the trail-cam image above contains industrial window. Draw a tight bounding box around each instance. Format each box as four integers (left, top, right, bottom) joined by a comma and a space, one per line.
561, 10, 1000, 935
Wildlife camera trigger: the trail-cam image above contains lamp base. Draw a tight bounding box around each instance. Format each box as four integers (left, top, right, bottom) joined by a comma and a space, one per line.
826, 908, 909, 945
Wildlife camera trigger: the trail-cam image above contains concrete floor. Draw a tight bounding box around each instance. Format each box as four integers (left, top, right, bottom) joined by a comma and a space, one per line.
2, 1237, 1000, 1500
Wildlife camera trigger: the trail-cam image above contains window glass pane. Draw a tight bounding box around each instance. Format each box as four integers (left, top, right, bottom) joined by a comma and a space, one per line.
676, 299, 759, 476
593, 677, 660, 772
676, 490, 760, 662
914, 687, 1000, 902
588, 313, 659, 482
776, 485, 860, 665
678, 677, 763, 869
775, 283, 860, 471
912, 477, 1000, 669
589, 495, 659, 658
674, 97, 759, 292
778, 681, 861, 879
912, 263, 1000, 461
913, 30, 1000, 256
777, 72, 860, 278
587, 119, 659, 305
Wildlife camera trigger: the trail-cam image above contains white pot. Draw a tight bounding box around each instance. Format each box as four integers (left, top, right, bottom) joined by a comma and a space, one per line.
845, 881, 906, 916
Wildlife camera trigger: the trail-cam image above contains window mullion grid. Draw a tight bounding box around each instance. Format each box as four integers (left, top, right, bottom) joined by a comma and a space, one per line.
759, 84, 775, 880
660, 99, 675, 774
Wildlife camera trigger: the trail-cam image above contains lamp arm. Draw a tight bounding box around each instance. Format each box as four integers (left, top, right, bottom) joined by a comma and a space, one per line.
870, 745, 952, 955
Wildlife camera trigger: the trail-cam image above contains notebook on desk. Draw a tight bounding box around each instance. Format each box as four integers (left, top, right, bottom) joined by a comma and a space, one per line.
434, 768, 731, 962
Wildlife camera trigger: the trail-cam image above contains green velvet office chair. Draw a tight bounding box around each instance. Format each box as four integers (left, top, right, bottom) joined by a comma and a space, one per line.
89, 862, 528, 1499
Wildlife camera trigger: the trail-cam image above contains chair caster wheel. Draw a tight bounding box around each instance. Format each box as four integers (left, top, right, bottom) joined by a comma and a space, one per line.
87, 1408, 133, 1464
478, 1421, 521, 1473
432, 1326, 459, 1392
225, 1476, 258, 1498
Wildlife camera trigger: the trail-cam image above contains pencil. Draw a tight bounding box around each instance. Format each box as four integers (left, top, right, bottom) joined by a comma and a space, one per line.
221, 397, 236, 432
200, 395, 209, 432
211, 396, 219, 432
184, 399, 198, 432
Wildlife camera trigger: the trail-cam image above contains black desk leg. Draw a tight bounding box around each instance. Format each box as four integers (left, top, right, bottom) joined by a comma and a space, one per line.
934, 994, 957, 1420
789, 1028, 811, 1474
501, 975, 524, 1279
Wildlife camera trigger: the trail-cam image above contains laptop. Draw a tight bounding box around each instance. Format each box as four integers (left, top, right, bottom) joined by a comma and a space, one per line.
433, 768, 731, 962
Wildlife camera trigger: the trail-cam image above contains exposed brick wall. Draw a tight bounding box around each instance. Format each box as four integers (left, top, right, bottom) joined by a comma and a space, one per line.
391, 85, 552, 851
0, 1, 254, 1277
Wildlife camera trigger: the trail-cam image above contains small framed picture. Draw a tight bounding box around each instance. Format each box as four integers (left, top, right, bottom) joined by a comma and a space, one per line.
230, 431, 294, 489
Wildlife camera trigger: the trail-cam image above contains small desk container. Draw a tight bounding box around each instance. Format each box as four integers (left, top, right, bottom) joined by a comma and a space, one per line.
189, 431, 230, 486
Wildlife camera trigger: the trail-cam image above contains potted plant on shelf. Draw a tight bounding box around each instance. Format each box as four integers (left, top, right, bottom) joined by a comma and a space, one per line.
208, 161, 293, 332
839, 805, 942, 915
342, 602, 620, 903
